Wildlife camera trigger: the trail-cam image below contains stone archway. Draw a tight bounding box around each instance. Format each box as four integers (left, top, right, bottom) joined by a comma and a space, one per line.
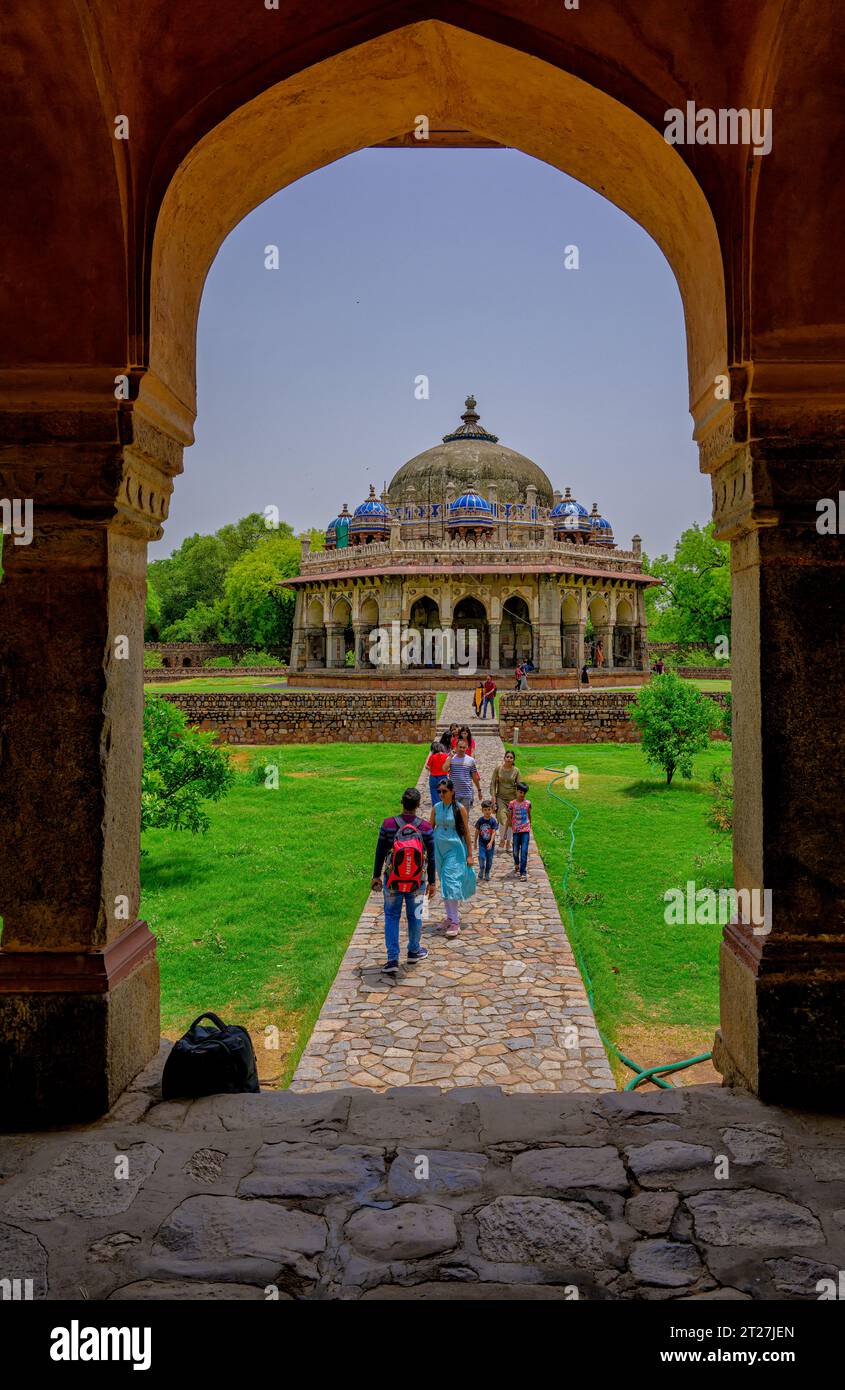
1, 11, 843, 1119
408, 595, 441, 670
453, 596, 489, 671
500, 594, 532, 669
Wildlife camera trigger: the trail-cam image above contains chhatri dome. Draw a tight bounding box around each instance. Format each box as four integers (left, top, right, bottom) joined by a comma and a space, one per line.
388, 395, 555, 508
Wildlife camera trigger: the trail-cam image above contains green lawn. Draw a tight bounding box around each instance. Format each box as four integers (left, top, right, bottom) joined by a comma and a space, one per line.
518, 742, 731, 1085
140, 741, 422, 1086
437, 691, 448, 718
144, 676, 287, 693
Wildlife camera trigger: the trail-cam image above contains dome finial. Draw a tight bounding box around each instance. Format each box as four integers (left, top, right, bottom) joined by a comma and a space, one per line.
443, 395, 498, 444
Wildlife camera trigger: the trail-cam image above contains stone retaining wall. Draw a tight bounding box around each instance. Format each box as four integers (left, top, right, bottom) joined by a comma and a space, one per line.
676, 667, 732, 679
289, 670, 648, 691
156, 691, 436, 744
145, 642, 285, 669
145, 666, 287, 682
499, 691, 728, 744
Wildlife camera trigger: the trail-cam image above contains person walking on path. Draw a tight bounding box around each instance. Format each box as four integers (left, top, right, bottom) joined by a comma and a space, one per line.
481, 673, 497, 719
449, 736, 482, 814
472, 680, 484, 717
447, 722, 461, 752
580, 663, 590, 687
424, 740, 451, 808
474, 799, 499, 882
518, 663, 529, 691
509, 781, 532, 881
490, 748, 521, 849
514, 661, 523, 692
371, 787, 436, 973
458, 723, 476, 757
432, 776, 476, 937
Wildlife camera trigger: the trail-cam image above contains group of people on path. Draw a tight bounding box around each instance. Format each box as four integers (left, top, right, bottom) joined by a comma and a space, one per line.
371, 730, 532, 973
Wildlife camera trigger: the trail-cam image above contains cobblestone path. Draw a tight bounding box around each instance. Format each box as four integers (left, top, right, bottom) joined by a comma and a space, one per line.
290, 692, 613, 1093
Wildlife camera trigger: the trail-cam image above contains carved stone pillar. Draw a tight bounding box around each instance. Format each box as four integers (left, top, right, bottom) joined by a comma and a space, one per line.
324, 623, 341, 669
488, 621, 500, 672
700, 378, 845, 1107
562, 623, 581, 668
0, 372, 185, 1124
352, 622, 368, 671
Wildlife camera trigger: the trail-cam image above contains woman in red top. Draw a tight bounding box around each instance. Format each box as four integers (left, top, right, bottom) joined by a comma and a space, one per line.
425, 740, 451, 807
458, 724, 476, 757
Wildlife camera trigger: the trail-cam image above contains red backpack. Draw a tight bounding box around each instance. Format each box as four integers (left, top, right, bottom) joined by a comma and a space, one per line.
386, 818, 425, 894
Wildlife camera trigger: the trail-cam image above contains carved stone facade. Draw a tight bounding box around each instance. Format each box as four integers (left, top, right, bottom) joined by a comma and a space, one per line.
287, 400, 655, 680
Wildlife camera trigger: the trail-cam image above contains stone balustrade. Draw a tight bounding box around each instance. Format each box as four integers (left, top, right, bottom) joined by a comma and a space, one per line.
302, 537, 641, 574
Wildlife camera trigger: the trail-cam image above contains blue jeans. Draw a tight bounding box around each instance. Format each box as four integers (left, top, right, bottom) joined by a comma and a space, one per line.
428, 775, 442, 806
383, 882, 423, 960
482, 695, 495, 718
478, 841, 495, 877
513, 830, 530, 874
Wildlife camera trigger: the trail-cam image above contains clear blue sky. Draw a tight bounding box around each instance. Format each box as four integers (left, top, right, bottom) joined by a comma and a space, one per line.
150, 148, 710, 561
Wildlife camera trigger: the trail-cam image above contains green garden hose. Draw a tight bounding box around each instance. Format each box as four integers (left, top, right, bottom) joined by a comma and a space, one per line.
544, 766, 713, 1091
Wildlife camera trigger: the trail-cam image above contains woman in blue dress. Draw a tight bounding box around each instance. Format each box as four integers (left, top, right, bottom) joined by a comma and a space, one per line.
432, 776, 476, 938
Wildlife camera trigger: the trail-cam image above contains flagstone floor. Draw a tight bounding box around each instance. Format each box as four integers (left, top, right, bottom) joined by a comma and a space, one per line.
290, 692, 613, 1094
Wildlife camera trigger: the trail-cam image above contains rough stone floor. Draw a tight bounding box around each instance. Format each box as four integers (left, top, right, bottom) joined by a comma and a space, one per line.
290, 691, 613, 1094
3, 1057, 845, 1300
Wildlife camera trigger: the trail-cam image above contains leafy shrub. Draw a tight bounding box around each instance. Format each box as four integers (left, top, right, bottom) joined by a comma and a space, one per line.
143, 650, 164, 669
630, 672, 718, 785
708, 762, 734, 833
142, 696, 234, 835
203, 656, 234, 668
238, 649, 282, 667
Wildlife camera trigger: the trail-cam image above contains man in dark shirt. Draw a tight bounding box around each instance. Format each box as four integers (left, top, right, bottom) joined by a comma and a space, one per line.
371, 786, 436, 973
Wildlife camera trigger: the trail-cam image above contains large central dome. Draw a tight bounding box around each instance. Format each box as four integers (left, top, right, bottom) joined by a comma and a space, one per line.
388, 396, 554, 508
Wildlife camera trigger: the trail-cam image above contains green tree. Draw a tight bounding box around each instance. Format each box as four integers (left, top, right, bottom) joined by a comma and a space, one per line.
142, 696, 234, 835
149, 512, 289, 633
630, 672, 717, 785
643, 521, 731, 649
224, 534, 300, 653
161, 598, 229, 643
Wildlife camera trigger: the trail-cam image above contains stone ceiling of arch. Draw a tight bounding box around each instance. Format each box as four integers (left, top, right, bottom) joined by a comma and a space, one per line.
1, 1, 842, 417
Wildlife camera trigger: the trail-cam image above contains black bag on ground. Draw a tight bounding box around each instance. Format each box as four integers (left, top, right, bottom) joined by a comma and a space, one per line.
161, 1012, 260, 1099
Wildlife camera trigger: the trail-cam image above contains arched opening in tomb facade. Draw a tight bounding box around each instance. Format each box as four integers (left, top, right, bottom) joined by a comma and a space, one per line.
329, 596, 355, 668
407, 596, 441, 670
453, 595, 490, 672
500, 595, 533, 669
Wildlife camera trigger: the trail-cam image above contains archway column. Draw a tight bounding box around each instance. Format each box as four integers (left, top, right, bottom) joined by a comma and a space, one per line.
561, 622, 583, 668
352, 621, 369, 671
324, 623, 342, 669
703, 382, 845, 1106
0, 382, 183, 1125
488, 621, 500, 671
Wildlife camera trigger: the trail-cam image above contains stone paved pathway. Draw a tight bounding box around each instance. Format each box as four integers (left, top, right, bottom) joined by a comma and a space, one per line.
290, 692, 613, 1094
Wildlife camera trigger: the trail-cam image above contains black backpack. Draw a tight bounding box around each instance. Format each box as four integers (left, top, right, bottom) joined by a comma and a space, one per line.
161, 1012, 260, 1100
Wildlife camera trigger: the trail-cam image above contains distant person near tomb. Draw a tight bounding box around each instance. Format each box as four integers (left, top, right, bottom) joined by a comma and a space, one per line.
482, 674, 497, 719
